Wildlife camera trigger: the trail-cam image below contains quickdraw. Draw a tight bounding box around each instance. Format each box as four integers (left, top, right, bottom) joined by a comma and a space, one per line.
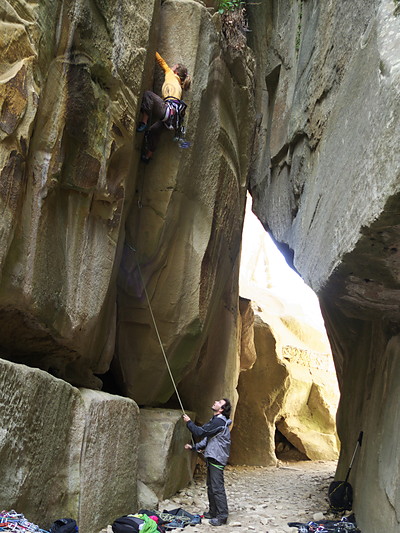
0, 511, 49, 533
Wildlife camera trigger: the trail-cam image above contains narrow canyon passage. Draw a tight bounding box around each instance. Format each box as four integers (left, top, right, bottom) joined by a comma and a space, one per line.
101, 460, 337, 533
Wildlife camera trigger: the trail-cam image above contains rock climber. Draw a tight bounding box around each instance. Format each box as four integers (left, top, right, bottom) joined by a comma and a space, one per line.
183, 398, 232, 527
136, 52, 191, 162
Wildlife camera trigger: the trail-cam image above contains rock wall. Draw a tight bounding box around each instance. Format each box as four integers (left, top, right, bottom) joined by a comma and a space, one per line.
0, 358, 139, 533
0, 0, 255, 525
246, 0, 400, 530
0, 0, 160, 387
115, 0, 255, 418
0, 0, 254, 415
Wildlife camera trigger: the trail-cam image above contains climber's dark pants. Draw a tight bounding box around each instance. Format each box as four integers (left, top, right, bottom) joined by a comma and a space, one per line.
146, 121, 165, 152
140, 90, 166, 120
140, 91, 167, 153
206, 460, 228, 521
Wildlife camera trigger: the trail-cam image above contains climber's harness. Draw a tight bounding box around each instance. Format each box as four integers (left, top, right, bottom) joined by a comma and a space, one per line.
162, 96, 187, 139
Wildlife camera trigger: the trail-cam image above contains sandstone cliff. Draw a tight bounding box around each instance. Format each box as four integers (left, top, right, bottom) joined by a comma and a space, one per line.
1, 0, 399, 531
247, 1, 400, 531
0, 0, 254, 529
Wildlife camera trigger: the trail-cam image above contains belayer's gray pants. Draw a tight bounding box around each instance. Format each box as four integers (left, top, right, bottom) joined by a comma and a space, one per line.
206, 460, 228, 521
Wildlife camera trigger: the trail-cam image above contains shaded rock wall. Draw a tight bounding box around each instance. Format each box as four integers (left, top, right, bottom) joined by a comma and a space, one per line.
0, 358, 139, 533
246, 0, 400, 530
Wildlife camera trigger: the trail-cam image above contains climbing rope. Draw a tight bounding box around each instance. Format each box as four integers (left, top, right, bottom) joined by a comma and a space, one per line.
126, 242, 187, 415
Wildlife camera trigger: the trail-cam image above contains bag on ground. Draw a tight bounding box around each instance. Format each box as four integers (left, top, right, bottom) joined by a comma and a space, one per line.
328, 480, 353, 512
49, 518, 78, 532
112, 515, 145, 533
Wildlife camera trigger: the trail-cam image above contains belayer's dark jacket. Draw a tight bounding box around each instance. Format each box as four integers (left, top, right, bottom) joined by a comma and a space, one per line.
186, 414, 232, 465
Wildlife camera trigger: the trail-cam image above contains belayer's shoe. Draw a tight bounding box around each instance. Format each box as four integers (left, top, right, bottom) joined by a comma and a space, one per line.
209, 518, 227, 526
136, 122, 147, 133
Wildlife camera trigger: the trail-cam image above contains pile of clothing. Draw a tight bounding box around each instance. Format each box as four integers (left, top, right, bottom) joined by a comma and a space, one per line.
157, 509, 201, 530
288, 515, 361, 533
0, 510, 78, 532
112, 509, 202, 533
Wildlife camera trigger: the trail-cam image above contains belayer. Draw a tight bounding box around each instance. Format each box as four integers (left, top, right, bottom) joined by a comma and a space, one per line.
183, 399, 232, 527
136, 52, 191, 162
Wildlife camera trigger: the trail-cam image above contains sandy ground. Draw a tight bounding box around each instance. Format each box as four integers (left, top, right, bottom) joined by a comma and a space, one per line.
157, 460, 338, 533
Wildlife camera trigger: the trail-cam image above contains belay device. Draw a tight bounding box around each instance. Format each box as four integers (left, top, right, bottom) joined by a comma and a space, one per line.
328, 431, 363, 512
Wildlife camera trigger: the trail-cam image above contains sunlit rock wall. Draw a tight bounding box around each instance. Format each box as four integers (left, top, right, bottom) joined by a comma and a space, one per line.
231, 199, 338, 465
0, 358, 139, 533
246, 0, 400, 530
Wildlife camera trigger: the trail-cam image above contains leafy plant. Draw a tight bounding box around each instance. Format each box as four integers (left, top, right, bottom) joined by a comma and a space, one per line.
295, 0, 303, 54
218, 0, 243, 14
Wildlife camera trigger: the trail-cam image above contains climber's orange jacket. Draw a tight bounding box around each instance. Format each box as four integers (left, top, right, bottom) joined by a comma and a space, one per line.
156, 52, 183, 100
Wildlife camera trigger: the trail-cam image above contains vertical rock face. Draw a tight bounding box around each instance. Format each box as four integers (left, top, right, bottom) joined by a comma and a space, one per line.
246, 0, 400, 530
0, 0, 255, 416
0, 359, 139, 533
0, 0, 158, 386
115, 1, 255, 418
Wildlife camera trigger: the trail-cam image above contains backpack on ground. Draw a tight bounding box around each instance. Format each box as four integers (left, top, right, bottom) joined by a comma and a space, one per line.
112, 515, 145, 533
328, 432, 363, 513
328, 480, 353, 512
49, 518, 78, 532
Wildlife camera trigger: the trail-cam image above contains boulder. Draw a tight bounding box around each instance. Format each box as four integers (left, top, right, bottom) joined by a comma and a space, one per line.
138, 408, 196, 500
0, 358, 139, 533
137, 481, 159, 512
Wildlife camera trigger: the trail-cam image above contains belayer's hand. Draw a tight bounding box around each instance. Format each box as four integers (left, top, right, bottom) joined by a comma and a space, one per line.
184, 444, 192, 450
183, 414, 191, 422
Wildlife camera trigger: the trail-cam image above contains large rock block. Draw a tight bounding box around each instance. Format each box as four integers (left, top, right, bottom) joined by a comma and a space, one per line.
0, 359, 81, 522
138, 408, 196, 500
77, 389, 140, 533
0, 359, 139, 532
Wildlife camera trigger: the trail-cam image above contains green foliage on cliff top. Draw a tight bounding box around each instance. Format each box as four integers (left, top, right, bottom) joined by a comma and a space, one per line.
218, 0, 243, 14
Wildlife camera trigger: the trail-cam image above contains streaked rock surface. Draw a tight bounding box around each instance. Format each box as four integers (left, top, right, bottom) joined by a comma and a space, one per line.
247, 1, 400, 530
0, 358, 139, 533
